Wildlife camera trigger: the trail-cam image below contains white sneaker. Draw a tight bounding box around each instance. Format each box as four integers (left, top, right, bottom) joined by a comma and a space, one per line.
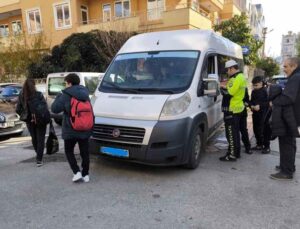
72, 172, 82, 182
83, 175, 90, 183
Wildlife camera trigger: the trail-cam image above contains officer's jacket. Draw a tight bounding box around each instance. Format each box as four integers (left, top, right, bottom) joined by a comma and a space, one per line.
226, 71, 247, 114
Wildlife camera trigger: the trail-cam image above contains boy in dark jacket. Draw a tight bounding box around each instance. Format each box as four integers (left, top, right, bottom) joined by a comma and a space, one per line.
51, 73, 92, 183
250, 76, 270, 153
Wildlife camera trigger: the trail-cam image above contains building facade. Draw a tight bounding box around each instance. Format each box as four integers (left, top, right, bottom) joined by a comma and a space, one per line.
0, 0, 244, 49
281, 31, 298, 59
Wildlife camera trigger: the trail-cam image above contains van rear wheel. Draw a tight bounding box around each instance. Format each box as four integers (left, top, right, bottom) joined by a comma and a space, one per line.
185, 126, 204, 169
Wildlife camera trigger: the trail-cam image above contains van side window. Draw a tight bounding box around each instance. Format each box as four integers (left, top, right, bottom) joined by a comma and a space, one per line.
217, 55, 229, 82
207, 56, 215, 75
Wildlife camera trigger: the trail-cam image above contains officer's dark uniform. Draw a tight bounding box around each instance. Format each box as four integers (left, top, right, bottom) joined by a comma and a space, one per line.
220, 71, 247, 161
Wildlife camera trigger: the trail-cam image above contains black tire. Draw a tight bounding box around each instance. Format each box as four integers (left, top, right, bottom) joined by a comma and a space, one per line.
54, 118, 62, 126
185, 126, 205, 169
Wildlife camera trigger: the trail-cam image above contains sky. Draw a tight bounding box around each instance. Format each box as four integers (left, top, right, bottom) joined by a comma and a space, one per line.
251, 0, 300, 57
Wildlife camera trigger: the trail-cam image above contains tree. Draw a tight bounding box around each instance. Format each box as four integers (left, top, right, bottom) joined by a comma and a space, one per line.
0, 33, 49, 81
256, 57, 280, 78
27, 30, 136, 77
213, 13, 263, 66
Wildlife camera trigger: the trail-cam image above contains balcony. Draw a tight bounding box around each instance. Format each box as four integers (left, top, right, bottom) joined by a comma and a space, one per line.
77, 15, 140, 33
221, 0, 243, 20
200, 0, 225, 12
0, 1, 21, 14
77, 3, 212, 33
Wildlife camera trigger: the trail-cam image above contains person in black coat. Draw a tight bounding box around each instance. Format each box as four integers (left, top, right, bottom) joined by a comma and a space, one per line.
51, 73, 92, 183
249, 76, 269, 152
16, 79, 47, 167
239, 88, 252, 155
269, 57, 300, 180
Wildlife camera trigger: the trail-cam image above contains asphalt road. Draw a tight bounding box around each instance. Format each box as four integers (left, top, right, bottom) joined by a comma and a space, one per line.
0, 124, 299, 229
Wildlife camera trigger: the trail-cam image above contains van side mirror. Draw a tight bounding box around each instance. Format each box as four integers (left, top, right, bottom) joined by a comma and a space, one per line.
202, 77, 220, 97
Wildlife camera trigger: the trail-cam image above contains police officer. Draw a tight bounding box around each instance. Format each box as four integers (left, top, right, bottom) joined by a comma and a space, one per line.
219, 60, 247, 161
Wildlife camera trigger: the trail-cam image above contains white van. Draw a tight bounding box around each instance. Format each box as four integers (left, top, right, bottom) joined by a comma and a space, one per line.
90, 30, 243, 168
46, 72, 104, 124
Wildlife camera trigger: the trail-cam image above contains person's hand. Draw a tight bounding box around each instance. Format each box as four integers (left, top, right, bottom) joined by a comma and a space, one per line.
220, 81, 227, 89
269, 101, 273, 107
253, 105, 260, 111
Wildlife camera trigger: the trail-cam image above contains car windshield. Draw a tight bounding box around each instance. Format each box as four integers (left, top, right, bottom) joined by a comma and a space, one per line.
99, 51, 200, 94
84, 76, 100, 95
48, 77, 65, 96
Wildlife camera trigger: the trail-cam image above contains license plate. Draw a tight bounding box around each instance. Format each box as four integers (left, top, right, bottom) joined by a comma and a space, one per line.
0, 122, 14, 128
100, 147, 129, 158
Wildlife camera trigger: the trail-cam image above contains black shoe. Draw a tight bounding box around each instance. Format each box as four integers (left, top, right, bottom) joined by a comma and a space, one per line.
245, 149, 253, 155
251, 145, 263, 150
219, 155, 237, 162
270, 172, 293, 180
36, 161, 43, 167
275, 165, 296, 173
262, 148, 271, 154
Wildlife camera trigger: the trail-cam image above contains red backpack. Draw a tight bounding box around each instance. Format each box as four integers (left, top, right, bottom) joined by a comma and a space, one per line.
69, 97, 94, 131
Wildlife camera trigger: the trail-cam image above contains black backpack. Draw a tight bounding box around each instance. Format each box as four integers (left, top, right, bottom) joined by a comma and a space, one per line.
27, 92, 51, 126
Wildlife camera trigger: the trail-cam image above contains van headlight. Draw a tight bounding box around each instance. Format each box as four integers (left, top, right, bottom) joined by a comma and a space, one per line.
161, 92, 191, 117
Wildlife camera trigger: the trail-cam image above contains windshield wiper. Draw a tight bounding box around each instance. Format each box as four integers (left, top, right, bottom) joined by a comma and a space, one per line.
135, 88, 174, 94
102, 81, 140, 94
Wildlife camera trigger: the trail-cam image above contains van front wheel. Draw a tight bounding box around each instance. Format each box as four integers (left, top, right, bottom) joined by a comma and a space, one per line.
185, 126, 203, 169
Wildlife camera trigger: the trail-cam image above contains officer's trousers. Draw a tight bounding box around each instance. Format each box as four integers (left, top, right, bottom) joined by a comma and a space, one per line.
224, 112, 241, 158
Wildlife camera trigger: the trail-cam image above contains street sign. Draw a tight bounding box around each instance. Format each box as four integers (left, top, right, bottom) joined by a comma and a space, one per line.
242, 46, 250, 55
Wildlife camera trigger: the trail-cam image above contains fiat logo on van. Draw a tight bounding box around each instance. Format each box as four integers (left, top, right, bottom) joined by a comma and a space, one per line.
112, 129, 121, 138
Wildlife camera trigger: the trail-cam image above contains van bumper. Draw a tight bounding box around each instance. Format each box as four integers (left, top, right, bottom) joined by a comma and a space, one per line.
90, 118, 193, 166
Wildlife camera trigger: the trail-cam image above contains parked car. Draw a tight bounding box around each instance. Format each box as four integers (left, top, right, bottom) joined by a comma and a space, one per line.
0, 85, 26, 137
36, 84, 46, 97
0, 83, 19, 94
0, 84, 22, 103
45, 72, 104, 125
271, 75, 287, 89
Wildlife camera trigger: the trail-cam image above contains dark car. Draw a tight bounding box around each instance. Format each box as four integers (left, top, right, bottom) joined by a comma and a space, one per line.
0, 85, 22, 102
0, 83, 19, 93
271, 75, 287, 89
0, 84, 26, 137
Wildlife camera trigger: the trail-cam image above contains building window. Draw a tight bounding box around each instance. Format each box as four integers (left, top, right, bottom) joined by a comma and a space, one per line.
286, 39, 289, 43
147, 0, 164, 21
103, 4, 111, 22
26, 8, 42, 34
53, 2, 72, 29
0, 24, 9, 37
81, 5, 88, 24
114, 0, 130, 18
12, 20, 22, 35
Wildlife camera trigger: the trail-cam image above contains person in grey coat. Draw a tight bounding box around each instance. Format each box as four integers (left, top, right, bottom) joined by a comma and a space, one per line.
269, 57, 300, 180
51, 73, 92, 183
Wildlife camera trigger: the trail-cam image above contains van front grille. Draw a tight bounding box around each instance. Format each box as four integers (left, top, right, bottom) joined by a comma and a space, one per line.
92, 124, 145, 144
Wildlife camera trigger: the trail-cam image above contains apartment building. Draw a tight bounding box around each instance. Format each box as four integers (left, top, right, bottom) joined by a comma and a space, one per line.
0, 0, 244, 49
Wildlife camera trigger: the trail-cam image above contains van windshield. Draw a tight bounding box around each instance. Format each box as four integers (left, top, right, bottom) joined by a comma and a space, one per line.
99, 51, 199, 94
48, 77, 65, 96
48, 76, 100, 96
84, 76, 100, 95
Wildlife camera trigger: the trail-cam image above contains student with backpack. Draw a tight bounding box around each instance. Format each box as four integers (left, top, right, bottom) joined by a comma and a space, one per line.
16, 79, 50, 167
51, 73, 93, 183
